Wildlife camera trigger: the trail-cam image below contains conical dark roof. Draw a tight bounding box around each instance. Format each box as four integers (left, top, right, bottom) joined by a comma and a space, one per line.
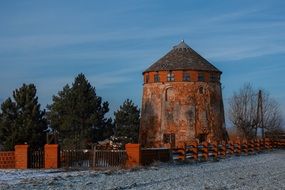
144, 41, 221, 73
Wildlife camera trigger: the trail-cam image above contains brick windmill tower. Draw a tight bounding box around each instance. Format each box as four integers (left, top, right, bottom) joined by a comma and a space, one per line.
139, 40, 228, 148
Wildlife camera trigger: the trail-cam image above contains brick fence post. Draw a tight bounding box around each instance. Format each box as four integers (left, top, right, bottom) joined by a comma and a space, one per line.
125, 144, 141, 167
44, 144, 59, 169
15, 144, 29, 169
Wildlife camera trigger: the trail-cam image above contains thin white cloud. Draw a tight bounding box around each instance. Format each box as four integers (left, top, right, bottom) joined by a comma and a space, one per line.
32, 49, 157, 62
1, 6, 283, 63
207, 8, 265, 23
88, 66, 144, 89
36, 66, 142, 92
207, 44, 285, 61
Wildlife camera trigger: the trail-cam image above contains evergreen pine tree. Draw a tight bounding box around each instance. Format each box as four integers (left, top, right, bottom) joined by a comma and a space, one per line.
0, 84, 47, 150
114, 99, 140, 143
47, 73, 113, 148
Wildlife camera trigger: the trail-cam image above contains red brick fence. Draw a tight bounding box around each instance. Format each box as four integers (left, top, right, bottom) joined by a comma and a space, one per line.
0, 144, 59, 169
0, 138, 284, 169
0, 144, 171, 169
0, 151, 14, 168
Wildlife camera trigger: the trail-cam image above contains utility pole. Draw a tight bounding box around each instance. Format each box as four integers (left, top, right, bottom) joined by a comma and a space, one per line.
257, 90, 264, 138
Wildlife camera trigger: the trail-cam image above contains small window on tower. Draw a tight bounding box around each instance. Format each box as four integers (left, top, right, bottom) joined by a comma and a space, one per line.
154, 73, 160, 82
210, 73, 216, 82
145, 75, 149, 83
167, 71, 175, 81
198, 72, 205, 82
183, 72, 190, 81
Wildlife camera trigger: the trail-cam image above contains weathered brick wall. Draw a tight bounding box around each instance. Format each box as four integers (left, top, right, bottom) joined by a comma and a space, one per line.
140, 71, 227, 148
0, 151, 15, 168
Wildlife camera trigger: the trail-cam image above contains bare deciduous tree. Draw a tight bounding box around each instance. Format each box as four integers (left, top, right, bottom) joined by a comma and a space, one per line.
228, 83, 283, 139
262, 94, 283, 136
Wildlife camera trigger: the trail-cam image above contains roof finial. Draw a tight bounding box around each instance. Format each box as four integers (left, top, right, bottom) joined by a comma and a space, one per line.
173, 40, 190, 50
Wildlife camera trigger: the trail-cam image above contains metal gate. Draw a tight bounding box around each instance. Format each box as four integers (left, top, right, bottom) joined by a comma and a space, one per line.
93, 150, 127, 168
60, 149, 92, 168
60, 149, 127, 168
29, 149, 44, 168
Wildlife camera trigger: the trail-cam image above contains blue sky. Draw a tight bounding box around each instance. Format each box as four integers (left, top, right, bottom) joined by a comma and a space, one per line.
0, 0, 284, 124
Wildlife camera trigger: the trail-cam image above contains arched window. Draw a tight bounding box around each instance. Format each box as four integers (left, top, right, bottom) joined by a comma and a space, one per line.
165, 87, 174, 101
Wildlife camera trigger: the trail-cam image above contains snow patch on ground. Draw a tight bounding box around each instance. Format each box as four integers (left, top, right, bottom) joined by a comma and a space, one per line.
0, 150, 284, 190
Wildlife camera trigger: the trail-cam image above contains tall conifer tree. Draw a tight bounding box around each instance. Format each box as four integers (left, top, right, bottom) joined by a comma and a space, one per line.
0, 84, 47, 150
114, 99, 140, 143
47, 73, 113, 148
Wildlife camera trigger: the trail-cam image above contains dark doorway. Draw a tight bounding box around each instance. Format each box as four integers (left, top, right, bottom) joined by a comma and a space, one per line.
197, 134, 207, 143
163, 133, 176, 148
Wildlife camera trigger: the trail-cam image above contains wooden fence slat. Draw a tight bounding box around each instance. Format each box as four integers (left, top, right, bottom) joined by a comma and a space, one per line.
202, 142, 208, 161
228, 141, 234, 155
212, 141, 218, 159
